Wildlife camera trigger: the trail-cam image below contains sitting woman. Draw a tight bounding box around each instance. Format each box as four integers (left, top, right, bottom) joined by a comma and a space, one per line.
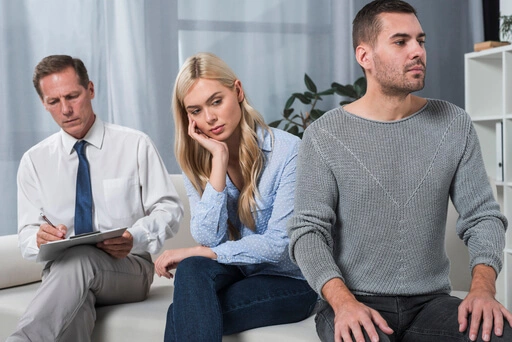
155, 52, 317, 341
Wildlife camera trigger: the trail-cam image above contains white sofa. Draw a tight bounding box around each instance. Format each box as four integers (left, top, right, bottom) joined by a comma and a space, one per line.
0, 175, 470, 341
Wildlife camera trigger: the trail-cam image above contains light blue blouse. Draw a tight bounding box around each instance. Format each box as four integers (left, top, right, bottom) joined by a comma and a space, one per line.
183, 127, 304, 279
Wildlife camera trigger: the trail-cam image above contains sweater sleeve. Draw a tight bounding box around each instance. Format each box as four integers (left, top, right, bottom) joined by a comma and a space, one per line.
450, 123, 507, 275
287, 125, 345, 297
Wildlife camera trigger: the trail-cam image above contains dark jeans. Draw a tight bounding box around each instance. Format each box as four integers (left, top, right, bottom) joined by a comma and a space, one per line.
164, 256, 318, 342
316, 293, 512, 342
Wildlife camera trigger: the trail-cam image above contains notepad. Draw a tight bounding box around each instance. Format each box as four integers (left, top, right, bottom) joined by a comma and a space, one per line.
36, 227, 127, 263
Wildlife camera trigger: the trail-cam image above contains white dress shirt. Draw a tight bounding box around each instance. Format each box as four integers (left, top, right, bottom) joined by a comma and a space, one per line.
17, 116, 183, 261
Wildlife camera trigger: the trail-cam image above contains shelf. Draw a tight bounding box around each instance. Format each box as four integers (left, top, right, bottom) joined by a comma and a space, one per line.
505, 52, 512, 114
464, 55, 502, 117
465, 45, 510, 58
505, 121, 512, 181
472, 121, 498, 177
471, 116, 503, 122
466, 44, 512, 310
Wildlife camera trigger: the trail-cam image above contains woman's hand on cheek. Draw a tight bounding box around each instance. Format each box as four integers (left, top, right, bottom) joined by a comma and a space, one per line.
187, 114, 229, 159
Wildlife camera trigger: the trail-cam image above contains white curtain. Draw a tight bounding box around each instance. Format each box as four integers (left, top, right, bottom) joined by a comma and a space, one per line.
0, 0, 483, 236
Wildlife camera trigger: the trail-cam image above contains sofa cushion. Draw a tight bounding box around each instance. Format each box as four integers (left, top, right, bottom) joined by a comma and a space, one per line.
92, 276, 319, 342
0, 282, 41, 339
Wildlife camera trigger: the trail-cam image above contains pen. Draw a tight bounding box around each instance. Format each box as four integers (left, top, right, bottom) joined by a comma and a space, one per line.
40, 212, 56, 227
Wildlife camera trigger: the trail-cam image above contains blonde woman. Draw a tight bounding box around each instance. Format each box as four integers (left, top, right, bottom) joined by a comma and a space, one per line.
155, 52, 317, 341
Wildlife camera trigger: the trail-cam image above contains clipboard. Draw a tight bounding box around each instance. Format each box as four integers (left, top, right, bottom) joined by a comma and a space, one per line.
36, 227, 127, 263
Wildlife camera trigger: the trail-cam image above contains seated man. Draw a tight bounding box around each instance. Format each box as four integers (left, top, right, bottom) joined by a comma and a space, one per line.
8, 55, 183, 342
288, 1, 512, 341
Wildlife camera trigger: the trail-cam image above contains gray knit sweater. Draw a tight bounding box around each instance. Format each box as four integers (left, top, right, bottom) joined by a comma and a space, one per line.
288, 99, 507, 297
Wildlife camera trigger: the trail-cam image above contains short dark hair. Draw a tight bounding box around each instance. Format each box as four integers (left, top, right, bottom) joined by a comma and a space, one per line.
352, 0, 417, 51
33, 55, 89, 99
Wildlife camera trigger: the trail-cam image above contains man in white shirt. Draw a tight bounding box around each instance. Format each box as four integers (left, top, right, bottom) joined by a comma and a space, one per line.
8, 55, 183, 342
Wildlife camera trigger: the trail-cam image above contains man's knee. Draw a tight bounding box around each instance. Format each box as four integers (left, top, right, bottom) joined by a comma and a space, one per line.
45, 246, 109, 281
315, 302, 335, 342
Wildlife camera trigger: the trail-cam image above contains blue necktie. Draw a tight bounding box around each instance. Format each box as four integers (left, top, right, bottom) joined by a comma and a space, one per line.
74, 140, 93, 235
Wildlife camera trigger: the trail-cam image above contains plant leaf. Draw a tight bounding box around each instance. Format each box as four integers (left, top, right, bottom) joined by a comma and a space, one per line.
284, 95, 296, 109
304, 74, 317, 93
268, 120, 282, 128
332, 83, 358, 99
293, 93, 311, 104
304, 91, 314, 99
354, 77, 367, 97
288, 125, 300, 136
339, 100, 353, 106
310, 109, 325, 120
283, 108, 294, 118
317, 88, 335, 96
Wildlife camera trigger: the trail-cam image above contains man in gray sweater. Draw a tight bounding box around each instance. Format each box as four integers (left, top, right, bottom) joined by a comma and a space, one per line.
288, 1, 512, 341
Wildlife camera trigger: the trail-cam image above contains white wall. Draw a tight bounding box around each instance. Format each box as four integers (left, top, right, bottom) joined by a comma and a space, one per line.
502, 0, 512, 14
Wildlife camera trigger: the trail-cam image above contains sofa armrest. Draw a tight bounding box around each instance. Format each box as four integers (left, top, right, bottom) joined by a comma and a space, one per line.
0, 234, 44, 289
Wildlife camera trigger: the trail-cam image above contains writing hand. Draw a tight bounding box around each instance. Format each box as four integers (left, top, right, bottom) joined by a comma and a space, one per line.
97, 230, 133, 259
37, 223, 67, 248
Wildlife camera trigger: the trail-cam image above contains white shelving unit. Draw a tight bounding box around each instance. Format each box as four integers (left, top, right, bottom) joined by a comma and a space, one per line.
465, 44, 512, 310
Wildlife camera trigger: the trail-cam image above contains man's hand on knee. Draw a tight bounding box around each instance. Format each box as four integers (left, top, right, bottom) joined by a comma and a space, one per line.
458, 264, 512, 341
322, 278, 393, 342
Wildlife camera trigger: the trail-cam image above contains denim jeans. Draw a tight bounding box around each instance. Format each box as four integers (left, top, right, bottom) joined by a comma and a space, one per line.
164, 256, 318, 342
316, 293, 512, 342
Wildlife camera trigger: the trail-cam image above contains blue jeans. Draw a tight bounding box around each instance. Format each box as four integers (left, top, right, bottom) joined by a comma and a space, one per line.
316, 293, 512, 342
164, 256, 318, 342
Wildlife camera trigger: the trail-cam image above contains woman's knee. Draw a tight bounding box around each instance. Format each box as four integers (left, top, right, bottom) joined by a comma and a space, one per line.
174, 256, 217, 285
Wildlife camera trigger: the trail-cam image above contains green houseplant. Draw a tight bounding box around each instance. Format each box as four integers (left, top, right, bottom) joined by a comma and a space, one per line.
269, 74, 366, 138
501, 15, 512, 42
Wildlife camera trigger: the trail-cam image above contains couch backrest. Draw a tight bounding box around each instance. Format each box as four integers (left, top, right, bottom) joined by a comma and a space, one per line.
153, 174, 197, 259
445, 200, 470, 291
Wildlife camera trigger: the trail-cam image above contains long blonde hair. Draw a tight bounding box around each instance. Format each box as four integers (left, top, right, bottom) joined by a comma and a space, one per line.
173, 52, 270, 238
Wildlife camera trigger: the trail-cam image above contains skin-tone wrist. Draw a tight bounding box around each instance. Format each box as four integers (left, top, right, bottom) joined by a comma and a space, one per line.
194, 245, 217, 259
469, 264, 496, 295
322, 278, 393, 342
322, 278, 357, 311
209, 151, 228, 192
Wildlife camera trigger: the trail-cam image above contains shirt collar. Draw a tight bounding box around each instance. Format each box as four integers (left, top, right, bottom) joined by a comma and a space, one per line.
258, 126, 273, 153
61, 116, 105, 154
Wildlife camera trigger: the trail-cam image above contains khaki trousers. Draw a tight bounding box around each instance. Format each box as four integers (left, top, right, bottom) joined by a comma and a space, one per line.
7, 245, 154, 342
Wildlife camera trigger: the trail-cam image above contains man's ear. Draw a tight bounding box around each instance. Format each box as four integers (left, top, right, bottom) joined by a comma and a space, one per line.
88, 81, 95, 99
355, 44, 371, 72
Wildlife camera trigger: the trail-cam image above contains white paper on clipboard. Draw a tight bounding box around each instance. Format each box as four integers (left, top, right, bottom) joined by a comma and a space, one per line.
36, 227, 127, 263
